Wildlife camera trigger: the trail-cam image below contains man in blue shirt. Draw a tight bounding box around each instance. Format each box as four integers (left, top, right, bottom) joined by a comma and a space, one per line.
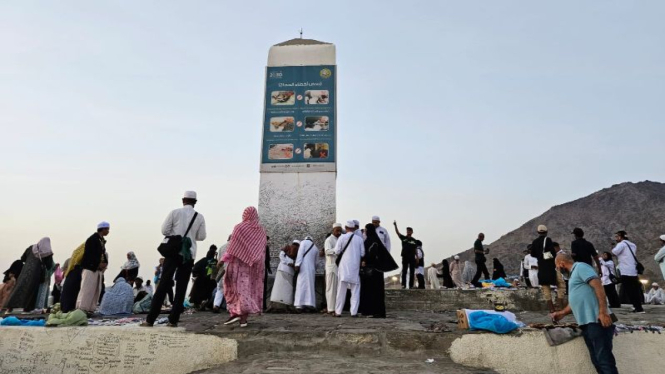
551, 253, 618, 374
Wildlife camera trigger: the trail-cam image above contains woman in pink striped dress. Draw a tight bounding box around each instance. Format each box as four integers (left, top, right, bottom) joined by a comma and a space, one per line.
221, 207, 267, 327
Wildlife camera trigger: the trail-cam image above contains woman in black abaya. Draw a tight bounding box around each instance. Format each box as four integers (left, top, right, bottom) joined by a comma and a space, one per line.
359, 224, 398, 318
492, 258, 507, 280
440, 260, 455, 288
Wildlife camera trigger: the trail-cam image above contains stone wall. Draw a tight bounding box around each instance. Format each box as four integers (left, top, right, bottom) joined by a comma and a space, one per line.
386, 289, 549, 312
450, 330, 665, 374
0, 326, 236, 374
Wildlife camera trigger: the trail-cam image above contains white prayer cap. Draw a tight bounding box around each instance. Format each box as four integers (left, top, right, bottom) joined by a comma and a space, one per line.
304, 235, 313, 241
660, 234, 665, 241
372, 216, 380, 221
653, 282, 659, 287
292, 240, 301, 245
454, 255, 460, 260
332, 223, 343, 229
537, 224, 548, 233
346, 220, 356, 228
353, 219, 360, 227
183, 190, 197, 199
97, 221, 110, 229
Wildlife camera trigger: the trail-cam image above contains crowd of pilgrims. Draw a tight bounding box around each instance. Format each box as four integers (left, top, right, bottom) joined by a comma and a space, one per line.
0, 190, 438, 325
3, 190, 663, 326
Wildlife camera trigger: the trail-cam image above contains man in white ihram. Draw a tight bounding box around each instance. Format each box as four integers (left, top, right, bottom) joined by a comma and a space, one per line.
322, 223, 343, 314
294, 236, 319, 312
334, 220, 365, 317
371, 216, 391, 252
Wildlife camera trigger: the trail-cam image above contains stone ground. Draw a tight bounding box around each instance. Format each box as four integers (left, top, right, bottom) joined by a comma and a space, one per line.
177, 304, 665, 374
6, 304, 664, 373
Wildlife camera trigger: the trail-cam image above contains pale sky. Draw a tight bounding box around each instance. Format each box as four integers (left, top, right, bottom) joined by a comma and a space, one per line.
1, 1, 664, 278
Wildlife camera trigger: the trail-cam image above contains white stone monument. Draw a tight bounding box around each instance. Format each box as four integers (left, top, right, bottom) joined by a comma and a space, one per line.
258, 39, 337, 269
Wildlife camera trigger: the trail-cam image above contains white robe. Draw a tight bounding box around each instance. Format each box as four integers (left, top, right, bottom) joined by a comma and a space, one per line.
655, 245, 665, 282
335, 232, 365, 285
271, 251, 295, 305
324, 234, 339, 312
427, 267, 441, 289
524, 254, 539, 287
645, 288, 665, 305
294, 239, 318, 308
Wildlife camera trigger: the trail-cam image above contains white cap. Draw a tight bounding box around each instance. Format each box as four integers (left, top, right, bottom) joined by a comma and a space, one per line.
292, 240, 301, 245
537, 225, 548, 233
97, 221, 110, 229
304, 235, 313, 241
660, 235, 665, 241
653, 282, 659, 287
372, 216, 380, 221
333, 223, 343, 229
183, 191, 197, 200
454, 255, 460, 260
346, 220, 356, 228
353, 219, 360, 227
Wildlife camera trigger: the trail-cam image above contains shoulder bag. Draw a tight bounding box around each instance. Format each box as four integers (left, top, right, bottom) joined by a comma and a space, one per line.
605, 263, 621, 284
359, 243, 377, 279
335, 235, 355, 267
542, 237, 554, 260
158, 212, 198, 258
295, 242, 316, 274
625, 242, 645, 275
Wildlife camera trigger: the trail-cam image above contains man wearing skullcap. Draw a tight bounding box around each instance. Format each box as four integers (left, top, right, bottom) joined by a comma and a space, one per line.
334, 221, 365, 316
294, 236, 319, 311
322, 223, 343, 314
76, 221, 110, 315
371, 216, 391, 253
530, 225, 566, 312
143, 191, 207, 327
645, 282, 664, 305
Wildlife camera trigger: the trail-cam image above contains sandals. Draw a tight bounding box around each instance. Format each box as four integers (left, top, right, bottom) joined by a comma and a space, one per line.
224, 315, 241, 325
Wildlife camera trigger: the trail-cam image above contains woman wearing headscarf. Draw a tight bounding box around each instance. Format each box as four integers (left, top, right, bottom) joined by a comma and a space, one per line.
359, 224, 398, 318
59, 243, 85, 312
439, 259, 455, 288
35, 250, 57, 312
222, 207, 267, 327
462, 260, 476, 285
0, 262, 22, 310
4, 238, 55, 313
98, 277, 135, 315
114, 251, 140, 283
51, 263, 64, 304
189, 245, 218, 310
492, 258, 507, 280
449, 256, 464, 288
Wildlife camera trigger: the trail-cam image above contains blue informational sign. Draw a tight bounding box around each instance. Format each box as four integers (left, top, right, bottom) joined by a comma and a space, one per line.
261, 65, 336, 172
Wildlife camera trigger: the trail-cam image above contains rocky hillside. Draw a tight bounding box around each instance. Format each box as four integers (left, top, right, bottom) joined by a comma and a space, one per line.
454, 181, 665, 282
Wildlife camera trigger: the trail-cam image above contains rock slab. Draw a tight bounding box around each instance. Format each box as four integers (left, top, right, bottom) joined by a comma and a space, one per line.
0, 326, 237, 374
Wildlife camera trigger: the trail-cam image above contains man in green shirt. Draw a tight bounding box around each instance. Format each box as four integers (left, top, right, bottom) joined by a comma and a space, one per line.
552, 253, 617, 374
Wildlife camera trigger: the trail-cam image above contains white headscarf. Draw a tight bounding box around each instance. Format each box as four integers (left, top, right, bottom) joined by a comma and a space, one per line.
121, 251, 140, 270
32, 237, 53, 258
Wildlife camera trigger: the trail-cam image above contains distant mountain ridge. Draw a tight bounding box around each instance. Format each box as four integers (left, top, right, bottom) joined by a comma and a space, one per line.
454, 181, 665, 281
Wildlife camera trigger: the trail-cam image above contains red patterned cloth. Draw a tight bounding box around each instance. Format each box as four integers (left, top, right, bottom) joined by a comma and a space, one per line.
223, 256, 264, 316
222, 207, 267, 266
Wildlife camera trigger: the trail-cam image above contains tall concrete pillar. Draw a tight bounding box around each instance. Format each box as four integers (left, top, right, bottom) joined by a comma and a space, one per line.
258, 39, 337, 270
